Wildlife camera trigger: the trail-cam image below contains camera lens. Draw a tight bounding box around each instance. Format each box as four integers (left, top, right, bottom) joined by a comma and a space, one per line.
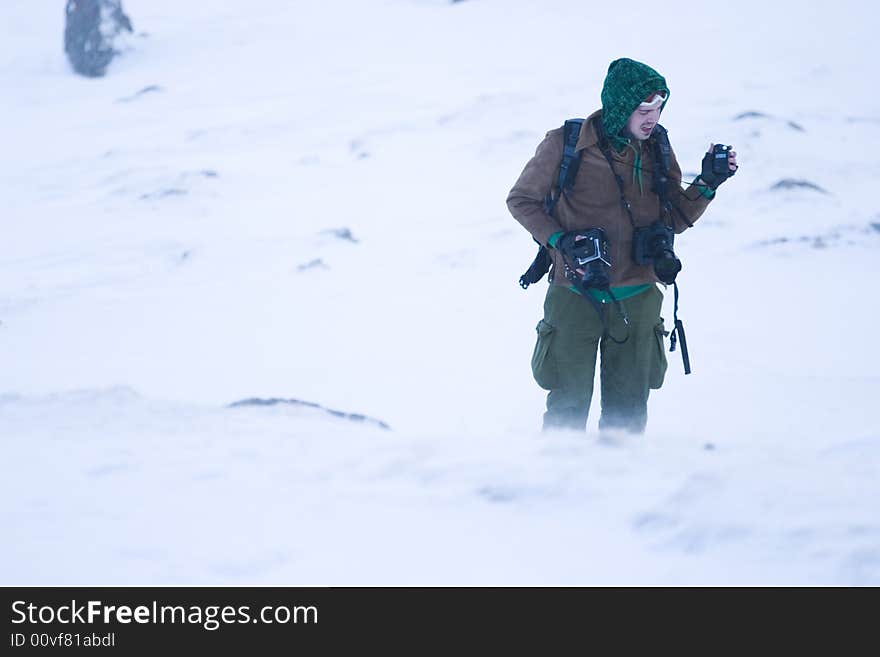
581, 262, 609, 290
654, 252, 681, 284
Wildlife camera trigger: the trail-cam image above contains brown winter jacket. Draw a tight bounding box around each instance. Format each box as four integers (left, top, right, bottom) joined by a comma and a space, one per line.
507, 109, 713, 288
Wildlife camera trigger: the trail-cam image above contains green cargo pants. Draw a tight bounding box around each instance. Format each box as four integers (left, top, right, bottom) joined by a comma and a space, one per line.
531, 284, 668, 433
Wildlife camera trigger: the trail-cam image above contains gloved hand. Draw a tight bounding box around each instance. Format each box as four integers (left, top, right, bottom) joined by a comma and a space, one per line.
700, 144, 738, 190
554, 231, 589, 259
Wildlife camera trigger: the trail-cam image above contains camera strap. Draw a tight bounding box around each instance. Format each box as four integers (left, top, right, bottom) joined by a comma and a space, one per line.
577, 280, 630, 346
668, 282, 692, 374
596, 137, 639, 231
557, 251, 629, 344
650, 130, 692, 374
603, 288, 630, 345
598, 119, 693, 375
650, 126, 694, 231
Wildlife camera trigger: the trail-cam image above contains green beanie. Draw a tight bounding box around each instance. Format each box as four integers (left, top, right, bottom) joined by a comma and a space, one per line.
600, 58, 669, 151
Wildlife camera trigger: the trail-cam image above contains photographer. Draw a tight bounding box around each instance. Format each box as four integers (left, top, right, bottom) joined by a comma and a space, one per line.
507, 58, 737, 434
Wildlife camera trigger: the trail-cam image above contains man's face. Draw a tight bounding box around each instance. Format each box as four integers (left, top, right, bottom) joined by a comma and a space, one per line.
624, 93, 665, 141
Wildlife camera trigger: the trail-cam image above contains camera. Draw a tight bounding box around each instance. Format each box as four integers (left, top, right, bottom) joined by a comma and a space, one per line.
711, 144, 731, 176
561, 228, 612, 291
632, 220, 681, 285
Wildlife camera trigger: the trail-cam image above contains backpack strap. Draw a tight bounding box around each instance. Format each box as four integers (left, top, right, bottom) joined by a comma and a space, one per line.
521, 119, 586, 290
544, 118, 585, 216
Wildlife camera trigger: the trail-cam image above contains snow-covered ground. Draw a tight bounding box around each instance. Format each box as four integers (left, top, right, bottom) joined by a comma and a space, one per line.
1, 0, 878, 585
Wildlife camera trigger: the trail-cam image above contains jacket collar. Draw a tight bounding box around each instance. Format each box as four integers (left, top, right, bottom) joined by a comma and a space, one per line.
575, 109, 603, 151
577, 109, 648, 160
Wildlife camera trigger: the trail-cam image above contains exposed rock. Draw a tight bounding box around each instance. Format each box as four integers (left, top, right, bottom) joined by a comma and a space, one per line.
770, 179, 828, 194
117, 84, 162, 103
229, 398, 391, 430
64, 0, 133, 78
755, 221, 880, 250
477, 486, 517, 503
349, 140, 370, 160
734, 111, 771, 120
734, 111, 805, 132
322, 228, 358, 243
297, 258, 328, 272
139, 188, 187, 201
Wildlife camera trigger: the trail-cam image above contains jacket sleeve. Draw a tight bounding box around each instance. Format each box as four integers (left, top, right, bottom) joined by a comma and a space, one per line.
667, 146, 714, 234
506, 131, 565, 247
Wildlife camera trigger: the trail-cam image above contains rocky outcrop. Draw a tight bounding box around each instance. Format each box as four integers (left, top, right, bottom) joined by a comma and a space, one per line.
64, 0, 133, 77
229, 398, 391, 430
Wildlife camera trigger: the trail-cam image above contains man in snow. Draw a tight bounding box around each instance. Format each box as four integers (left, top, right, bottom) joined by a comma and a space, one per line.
507, 58, 737, 434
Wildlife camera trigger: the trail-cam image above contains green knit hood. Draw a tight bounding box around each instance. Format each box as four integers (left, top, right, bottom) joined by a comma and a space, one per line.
600, 58, 669, 152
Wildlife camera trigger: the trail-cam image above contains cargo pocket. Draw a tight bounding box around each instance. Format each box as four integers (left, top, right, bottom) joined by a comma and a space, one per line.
649, 318, 669, 390
531, 319, 559, 390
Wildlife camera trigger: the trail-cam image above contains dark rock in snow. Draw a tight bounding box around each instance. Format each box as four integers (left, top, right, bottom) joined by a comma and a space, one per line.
477, 486, 517, 503
349, 140, 370, 159
229, 398, 391, 430
117, 84, 162, 103
734, 111, 805, 132
770, 179, 828, 194
297, 258, 328, 272
734, 111, 771, 120
757, 237, 791, 246
322, 228, 358, 243
64, 0, 133, 78
140, 188, 187, 200
754, 221, 880, 250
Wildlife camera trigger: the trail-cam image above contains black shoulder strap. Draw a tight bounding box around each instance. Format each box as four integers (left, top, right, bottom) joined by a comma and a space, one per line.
651, 124, 671, 201
520, 119, 584, 290
651, 124, 694, 230
544, 118, 585, 216
652, 129, 694, 374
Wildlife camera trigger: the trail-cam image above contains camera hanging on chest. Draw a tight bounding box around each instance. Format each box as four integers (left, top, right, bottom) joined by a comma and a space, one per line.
518, 119, 693, 374
596, 123, 691, 373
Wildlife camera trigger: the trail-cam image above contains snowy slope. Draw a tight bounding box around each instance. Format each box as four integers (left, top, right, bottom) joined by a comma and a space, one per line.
1, 0, 878, 584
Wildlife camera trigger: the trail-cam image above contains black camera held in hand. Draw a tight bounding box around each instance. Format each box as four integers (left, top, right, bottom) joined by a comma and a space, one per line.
711, 144, 732, 175
700, 143, 736, 190
633, 220, 681, 285
557, 228, 612, 292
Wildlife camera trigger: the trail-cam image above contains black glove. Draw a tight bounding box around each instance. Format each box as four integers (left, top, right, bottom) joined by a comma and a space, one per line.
554, 231, 587, 260
700, 148, 737, 190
